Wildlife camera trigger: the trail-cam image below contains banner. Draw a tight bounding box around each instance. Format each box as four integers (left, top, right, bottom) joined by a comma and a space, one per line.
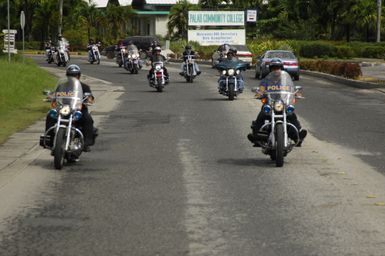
188, 11, 245, 26
188, 29, 246, 46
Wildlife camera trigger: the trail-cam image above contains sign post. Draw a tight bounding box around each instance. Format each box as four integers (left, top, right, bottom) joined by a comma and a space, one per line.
20, 11, 25, 63
7, 0, 10, 62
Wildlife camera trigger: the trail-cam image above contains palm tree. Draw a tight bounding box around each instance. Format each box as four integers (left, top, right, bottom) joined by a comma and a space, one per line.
168, 0, 199, 39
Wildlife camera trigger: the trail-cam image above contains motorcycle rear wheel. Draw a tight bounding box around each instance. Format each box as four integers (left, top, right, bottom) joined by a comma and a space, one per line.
275, 123, 284, 167
53, 128, 66, 170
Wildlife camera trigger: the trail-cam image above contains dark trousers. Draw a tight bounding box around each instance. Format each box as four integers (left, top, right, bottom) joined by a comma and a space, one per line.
252, 109, 302, 140
45, 109, 95, 146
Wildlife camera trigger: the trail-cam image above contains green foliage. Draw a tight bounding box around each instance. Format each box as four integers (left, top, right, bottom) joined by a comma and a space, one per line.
0, 56, 55, 143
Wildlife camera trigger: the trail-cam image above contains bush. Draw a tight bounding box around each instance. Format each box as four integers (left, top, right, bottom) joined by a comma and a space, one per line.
300, 42, 336, 58
360, 46, 385, 58
300, 60, 362, 79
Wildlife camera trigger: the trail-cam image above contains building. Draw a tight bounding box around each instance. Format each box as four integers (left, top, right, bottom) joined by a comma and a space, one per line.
89, 0, 199, 37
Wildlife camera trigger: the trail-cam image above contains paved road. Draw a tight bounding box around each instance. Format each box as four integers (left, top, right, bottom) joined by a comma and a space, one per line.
0, 56, 385, 255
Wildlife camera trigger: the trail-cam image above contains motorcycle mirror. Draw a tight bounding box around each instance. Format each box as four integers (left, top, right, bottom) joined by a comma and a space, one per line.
43, 90, 52, 95
251, 87, 259, 93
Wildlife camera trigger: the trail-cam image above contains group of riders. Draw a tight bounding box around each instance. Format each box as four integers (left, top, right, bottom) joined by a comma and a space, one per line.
41, 38, 307, 166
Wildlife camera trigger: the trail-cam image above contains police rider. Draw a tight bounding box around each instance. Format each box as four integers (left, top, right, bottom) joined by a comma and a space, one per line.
247, 58, 307, 147
44, 64, 97, 152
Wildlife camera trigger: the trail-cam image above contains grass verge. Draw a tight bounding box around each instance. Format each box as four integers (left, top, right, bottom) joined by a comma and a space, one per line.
0, 56, 56, 144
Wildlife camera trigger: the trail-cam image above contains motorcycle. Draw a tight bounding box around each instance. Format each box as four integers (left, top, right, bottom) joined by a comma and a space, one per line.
116, 47, 126, 67
40, 77, 91, 169
215, 60, 248, 100
89, 43, 101, 65
53, 40, 70, 67
183, 55, 197, 83
254, 72, 303, 167
124, 49, 141, 74
45, 46, 55, 64
149, 61, 167, 92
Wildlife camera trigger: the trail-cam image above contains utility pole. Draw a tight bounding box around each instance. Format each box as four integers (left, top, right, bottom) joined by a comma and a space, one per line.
58, 0, 63, 35
7, 0, 10, 62
377, 0, 382, 42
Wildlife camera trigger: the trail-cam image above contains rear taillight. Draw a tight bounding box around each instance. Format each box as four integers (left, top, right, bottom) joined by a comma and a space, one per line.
238, 53, 253, 57
284, 62, 298, 66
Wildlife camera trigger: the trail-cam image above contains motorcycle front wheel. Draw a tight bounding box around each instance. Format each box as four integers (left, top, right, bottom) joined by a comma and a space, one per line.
53, 128, 66, 170
228, 83, 235, 101
275, 123, 284, 167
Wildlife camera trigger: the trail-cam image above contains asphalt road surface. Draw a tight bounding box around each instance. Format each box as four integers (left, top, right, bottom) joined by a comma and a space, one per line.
0, 56, 385, 256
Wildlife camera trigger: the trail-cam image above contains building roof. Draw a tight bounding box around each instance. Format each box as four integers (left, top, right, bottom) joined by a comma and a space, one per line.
89, 0, 198, 8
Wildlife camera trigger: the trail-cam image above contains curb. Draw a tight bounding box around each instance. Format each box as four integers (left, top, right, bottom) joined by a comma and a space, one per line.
300, 70, 385, 89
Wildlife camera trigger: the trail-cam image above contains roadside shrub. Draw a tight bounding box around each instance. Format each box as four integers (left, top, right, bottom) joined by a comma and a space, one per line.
300, 42, 336, 58
360, 46, 385, 58
300, 60, 362, 79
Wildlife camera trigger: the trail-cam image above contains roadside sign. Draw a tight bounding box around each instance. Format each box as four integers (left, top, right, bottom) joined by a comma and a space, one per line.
2, 29, 18, 54
20, 11, 25, 29
246, 10, 257, 23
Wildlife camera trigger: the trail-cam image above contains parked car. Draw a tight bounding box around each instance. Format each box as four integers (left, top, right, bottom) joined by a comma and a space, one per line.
211, 44, 253, 68
255, 50, 300, 80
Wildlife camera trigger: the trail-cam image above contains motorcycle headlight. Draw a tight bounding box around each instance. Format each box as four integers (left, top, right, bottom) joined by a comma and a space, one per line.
236, 70, 241, 75
222, 70, 227, 75
74, 111, 82, 121
128, 54, 132, 58
49, 109, 58, 119
59, 105, 71, 116
155, 65, 162, 71
263, 105, 271, 114
287, 105, 295, 113
274, 101, 284, 112
228, 69, 235, 76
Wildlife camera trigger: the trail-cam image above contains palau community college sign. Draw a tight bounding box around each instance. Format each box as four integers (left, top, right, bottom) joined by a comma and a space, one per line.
188, 11, 246, 46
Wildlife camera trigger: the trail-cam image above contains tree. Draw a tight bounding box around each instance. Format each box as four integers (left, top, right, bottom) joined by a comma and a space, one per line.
168, 0, 199, 39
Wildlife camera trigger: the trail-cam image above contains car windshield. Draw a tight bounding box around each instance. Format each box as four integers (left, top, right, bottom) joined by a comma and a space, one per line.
266, 51, 295, 59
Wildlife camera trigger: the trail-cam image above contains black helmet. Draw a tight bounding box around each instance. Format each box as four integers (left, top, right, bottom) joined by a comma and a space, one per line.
66, 64, 81, 77
228, 47, 237, 55
269, 58, 284, 71
185, 45, 192, 50
154, 46, 161, 52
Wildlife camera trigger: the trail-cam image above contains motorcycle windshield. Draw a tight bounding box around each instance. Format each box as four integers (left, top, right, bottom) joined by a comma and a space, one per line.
54, 77, 83, 110
262, 71, 295, 104
127, 45, 138, 52
215, 59, 248, 71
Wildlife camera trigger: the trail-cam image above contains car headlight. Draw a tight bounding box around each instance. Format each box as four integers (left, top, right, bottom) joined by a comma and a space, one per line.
222, 70, 227, 75
274, 101, 284, 112
228, 69, 235, 76
59, 105, 71, 116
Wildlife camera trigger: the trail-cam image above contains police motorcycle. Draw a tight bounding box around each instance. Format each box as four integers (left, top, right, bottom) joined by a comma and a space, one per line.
40, 77, 91, 169
54, 39, 70, 67
88, 43, 101, 65
182, 54, 198, 83
253, 72, 304, 167
124, 47, 141, 74
215, 60, 248, 100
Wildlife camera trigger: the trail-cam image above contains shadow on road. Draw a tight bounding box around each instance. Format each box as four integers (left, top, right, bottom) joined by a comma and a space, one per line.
217, 158, 273, 167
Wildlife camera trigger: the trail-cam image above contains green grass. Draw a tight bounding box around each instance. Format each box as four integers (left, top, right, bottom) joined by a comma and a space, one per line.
0, 56, 56, 144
